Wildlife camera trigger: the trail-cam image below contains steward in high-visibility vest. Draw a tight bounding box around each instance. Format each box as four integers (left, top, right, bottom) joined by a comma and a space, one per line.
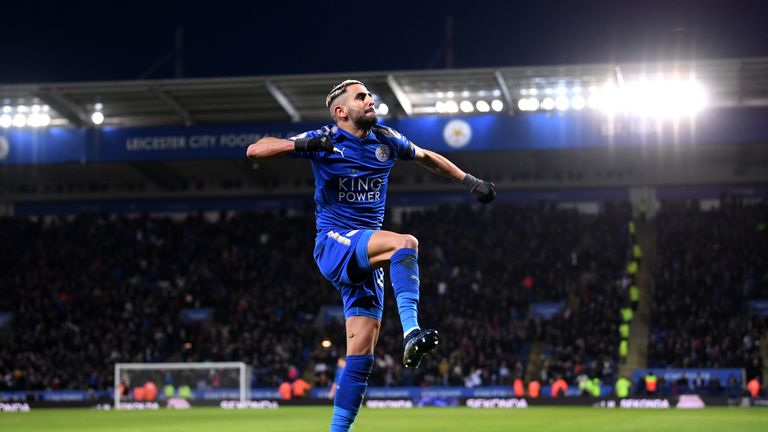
513, 377, 525, 397
619, 339, 629, 363
163, 384, 175, 399
644, 372, 658, 394
629, 285, 640, 310
627, 261, 638, 275
620, 306, 634, 323
589, 378, 602, 397
619, 322, 630, 339
628, 220, 636, 237
633, 244, 642, 260
551, 378, 568, 397
615, 376, 631, 398
528, 380, 541, 398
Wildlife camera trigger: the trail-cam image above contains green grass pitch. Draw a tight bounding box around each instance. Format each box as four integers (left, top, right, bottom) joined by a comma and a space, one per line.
1, 406, 766, 432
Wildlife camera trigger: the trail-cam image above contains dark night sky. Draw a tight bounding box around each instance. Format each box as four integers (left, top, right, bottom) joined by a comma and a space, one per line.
1, 0, 767, 84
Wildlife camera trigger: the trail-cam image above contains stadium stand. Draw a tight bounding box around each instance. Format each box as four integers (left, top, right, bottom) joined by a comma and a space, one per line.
649, 197, 767, 394
1, 202, 636, 393
531, 202, 631, 392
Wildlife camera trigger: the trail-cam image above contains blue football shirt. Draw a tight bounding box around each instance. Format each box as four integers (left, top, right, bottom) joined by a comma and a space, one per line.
290, 124, 416, 231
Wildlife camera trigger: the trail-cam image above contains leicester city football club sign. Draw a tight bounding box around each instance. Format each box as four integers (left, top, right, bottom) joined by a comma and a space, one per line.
442, 119, 472, 149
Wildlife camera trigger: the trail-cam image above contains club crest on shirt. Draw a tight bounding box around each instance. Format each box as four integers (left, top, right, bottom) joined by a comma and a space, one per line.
375, 144, 391, 162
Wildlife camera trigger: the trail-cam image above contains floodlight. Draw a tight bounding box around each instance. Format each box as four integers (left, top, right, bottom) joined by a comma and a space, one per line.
91, 111, 104, 125
571, 95, 586, 110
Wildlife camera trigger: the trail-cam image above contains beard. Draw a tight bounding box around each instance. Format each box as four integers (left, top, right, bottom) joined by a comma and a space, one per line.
354, 111, 378, 130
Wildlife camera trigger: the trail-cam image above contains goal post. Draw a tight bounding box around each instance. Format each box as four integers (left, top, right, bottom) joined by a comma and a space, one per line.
114, 362, 251, 408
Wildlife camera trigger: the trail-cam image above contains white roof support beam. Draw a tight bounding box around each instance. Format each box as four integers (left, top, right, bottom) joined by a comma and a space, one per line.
494, 71, 514, 114
265, 80, 300, 123
152, 87, 192, 126
386, 74, 412, 116
38, 88, 90, 127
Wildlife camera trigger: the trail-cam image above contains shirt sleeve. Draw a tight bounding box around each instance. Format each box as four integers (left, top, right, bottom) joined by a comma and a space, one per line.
376, 126, 416, 161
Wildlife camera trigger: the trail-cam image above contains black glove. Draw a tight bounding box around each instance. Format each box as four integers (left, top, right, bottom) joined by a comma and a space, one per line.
463, 173, 496, 204
294, 135, 334, 152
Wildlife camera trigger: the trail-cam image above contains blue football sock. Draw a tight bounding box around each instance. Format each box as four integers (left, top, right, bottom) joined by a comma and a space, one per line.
390, 247, 420, 336
329, 354, 374, 432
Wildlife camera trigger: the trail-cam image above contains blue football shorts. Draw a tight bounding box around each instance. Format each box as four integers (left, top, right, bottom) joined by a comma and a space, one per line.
314, 228, 384, 321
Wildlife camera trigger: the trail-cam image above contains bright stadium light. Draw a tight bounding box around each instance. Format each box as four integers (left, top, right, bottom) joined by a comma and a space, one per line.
600, 83, 621, 115
571, 95, 586, 110
321, 339, 332, 348
555, 95, 570, 111
659, 78, 706, 116
517, 99, 528, 111
446, 91, 455, 98
27, 112, 42, 127
529, 88, 538, 96
542, 97, 555, 110
587, 94, 601, 109
91, 111, 104, 125
1, 106, 10, 113
460, 100, 474, 113
572, 87, 582, 94
13, 113, 27, 127
378, 103, 389, 115
39, 113, 51, 126
476, 100, 490, 112
527, 97, 540, 111
0, 114, 11, 128
435, 101, 446, 113
491, 99, 504, 112
592, 78, 708, 117
461, 90, 470, 97
445, 100, 459, 113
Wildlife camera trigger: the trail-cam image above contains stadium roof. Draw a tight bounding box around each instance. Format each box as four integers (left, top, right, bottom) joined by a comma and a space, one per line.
1, 57, 767, 128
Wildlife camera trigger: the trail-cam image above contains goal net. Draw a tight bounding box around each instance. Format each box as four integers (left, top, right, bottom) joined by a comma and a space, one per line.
114, 362, 251, 408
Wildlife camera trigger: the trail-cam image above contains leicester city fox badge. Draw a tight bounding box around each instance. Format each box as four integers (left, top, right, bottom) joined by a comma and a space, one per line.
375, 144, 391, 162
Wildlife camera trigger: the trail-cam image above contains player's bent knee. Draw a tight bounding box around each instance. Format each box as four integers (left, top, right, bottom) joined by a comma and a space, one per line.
399, 234, 418, 251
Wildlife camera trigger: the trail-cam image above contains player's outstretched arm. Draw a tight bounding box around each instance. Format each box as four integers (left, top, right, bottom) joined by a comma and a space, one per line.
246, 135, 334, 160
246, 137, 296, 160
414, 145, 496, 204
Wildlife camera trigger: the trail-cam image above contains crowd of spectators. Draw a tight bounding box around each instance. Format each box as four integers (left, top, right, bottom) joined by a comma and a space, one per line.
534, 202, 631, 390
0, 211, 332, 391
650, 197, 767, 383
1, 203, 628, 393
8, 197, 757, 396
